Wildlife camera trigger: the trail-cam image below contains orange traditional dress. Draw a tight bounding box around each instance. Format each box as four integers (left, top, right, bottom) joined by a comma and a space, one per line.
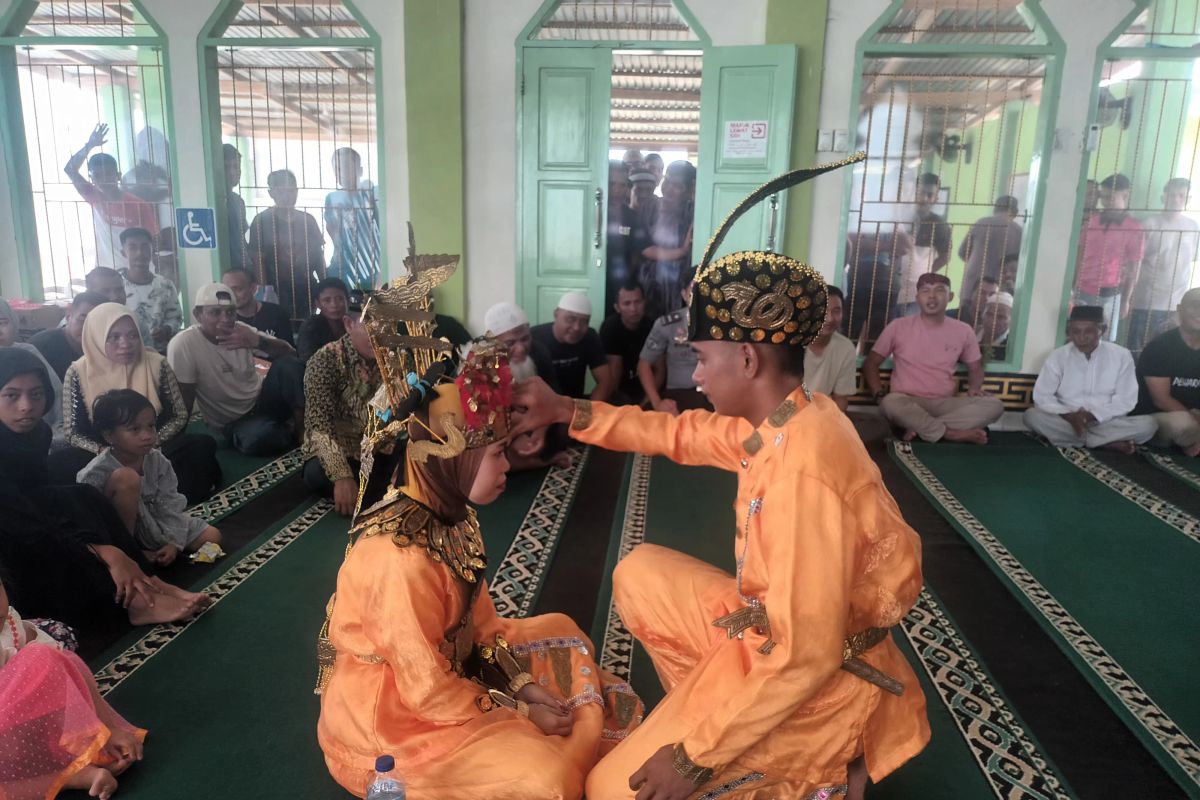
574, 388, 931, 799
316, 335, 641, 800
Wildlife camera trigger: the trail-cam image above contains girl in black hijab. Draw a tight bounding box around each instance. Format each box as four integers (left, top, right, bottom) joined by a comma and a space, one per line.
0, 348, 209, 628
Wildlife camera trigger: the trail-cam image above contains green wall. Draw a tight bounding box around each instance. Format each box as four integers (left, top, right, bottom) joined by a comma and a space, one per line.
765, 0, 828, 265
404, 0, 465, 318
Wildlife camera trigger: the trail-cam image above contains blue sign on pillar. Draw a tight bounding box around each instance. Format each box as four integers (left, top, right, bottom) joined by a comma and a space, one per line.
175, 207, 218, 250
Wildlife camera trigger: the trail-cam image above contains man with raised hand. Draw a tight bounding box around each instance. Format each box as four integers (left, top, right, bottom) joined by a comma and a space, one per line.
514, 251, 928, 800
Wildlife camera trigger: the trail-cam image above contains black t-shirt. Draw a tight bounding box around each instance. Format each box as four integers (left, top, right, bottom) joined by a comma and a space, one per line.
530, 322, 606, 398
606, 205, 651, 306
1135, 327, 1200, 413
29, 327, 79, 381
297, 314, 340, 362
238, 301, 295, 348
599, 313, 653, 399
529, 339, 562, 393
914, 211, 952, 257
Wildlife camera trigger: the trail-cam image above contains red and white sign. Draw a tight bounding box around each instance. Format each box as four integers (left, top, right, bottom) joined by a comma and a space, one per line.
723, 120, 769, 159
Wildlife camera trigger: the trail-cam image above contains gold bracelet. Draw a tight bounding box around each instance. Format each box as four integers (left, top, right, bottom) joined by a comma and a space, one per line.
671, 743, 714, 786
509, 672, 534, 694
515, 699, 530, 719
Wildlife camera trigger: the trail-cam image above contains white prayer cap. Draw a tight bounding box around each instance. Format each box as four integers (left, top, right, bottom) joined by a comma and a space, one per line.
987, 291, 1014, 309
557, 291, 592, 317
484, 302, 529, 336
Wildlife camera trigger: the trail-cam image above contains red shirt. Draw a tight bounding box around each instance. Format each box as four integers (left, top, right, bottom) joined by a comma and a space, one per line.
1075, 214, 1144, 295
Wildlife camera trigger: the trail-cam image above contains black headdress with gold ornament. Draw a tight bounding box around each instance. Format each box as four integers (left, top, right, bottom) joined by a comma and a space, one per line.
689, 152, 866, 347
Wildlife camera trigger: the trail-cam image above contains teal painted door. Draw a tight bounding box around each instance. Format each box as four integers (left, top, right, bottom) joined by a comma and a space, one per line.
693, 46, 798, 264
518, 47, 611, 325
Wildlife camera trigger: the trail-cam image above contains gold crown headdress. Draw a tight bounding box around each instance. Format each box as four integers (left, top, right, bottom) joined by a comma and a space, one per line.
689, 152, 866, 347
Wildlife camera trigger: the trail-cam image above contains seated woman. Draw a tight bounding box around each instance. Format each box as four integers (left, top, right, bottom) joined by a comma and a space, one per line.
78, 390, 222, 567
317, 342, 641, 799
0, 573, 145, 800
57, 302, 221, 503
0, 348, 210, 628
0, 296, 64, 443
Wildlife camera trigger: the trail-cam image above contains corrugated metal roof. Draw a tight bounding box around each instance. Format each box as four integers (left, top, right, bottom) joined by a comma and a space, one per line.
534, 0, 698, 42
874, 1, 1046, 46
21, 1, 154, 38
609, 49, 700, 150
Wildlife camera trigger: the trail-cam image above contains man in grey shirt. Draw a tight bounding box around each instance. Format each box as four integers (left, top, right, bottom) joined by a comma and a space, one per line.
637, 268, 709, 413
959, 195, 1022, 325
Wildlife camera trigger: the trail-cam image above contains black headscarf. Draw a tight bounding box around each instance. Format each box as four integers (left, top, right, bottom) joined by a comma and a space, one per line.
0, 348, 56, 490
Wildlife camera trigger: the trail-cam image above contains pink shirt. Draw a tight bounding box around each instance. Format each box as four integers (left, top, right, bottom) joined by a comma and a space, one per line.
872, 315, 981, 398
1074, 214, 1145, 295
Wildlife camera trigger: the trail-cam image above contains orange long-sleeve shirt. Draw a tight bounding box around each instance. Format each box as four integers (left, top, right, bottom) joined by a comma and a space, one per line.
569, 387, 930, 779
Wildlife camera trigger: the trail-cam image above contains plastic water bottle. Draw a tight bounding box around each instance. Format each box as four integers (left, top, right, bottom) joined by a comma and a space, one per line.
365, 755, 406, 800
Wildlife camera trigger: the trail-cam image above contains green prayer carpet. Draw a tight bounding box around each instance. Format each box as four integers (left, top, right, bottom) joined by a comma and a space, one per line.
594, 455, 1070, 799
890, 437, 1200, 796
1141, 447, 1200, 493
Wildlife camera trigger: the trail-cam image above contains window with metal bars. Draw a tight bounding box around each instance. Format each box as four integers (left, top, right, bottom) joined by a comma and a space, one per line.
531, 0, 699, 43
205, 0, 380, 322
1070, 1, 1200, 357
845, 0, 1056, 365
2, 0, 173, 300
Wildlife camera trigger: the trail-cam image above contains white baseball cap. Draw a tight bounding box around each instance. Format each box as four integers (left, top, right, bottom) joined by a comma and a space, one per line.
557, 291, 592, 317
484, 302, 529, 336
193, 282, 235, 308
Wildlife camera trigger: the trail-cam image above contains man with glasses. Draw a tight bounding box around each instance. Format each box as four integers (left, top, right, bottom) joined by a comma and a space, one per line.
168, 283, 303, 455
864, 273, 1003, 444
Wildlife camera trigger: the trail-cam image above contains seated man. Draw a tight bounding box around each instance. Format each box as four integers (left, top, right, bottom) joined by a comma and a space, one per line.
85, 266, 127, 305
804, 285, 857, 413
1135, 287, 1200, 456
120, 227, 182, 353
302, 296, 392, 515
30, 291, 104, 380
865, 273, 1003, 444
638, 268, 706, 414
530, 291, 616, 401
167, 283, 304, 456
221, 266, 296, 351
975, 291, 1013, 358
1025, 306, 1155, 452
599, 283, 653, 405
484, 300, 570, 470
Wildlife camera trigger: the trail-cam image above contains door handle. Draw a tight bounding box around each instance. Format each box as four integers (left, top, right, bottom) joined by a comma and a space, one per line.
594, 187, 604, 249
766, 194, 779, 252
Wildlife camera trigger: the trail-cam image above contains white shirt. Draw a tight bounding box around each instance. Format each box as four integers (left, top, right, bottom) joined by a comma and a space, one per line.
167, 324, 263, 428
1032, 340, 1138, 423
804, 332, 858, 398
1134, 214, 1200, 311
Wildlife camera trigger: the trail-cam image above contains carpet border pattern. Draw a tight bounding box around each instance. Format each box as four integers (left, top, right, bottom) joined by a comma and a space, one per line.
1142, 449, 1200, 493
489, 446, 590, 618
1058, 447, 1200, 546
599, 453, 651, 681
94, 500, 332, 696
890, 441, 1200, 790
187, 448, 305, 523
901, 589, 1071, 800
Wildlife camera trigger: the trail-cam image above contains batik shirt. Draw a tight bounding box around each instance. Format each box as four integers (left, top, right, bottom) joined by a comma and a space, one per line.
302, 334, 381, 482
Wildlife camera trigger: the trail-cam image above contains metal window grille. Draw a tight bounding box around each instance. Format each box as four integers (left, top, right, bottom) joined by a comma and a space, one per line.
1071, 54, 1200, 355
1114, 1, 1200, 48
11, 1, 171, 300
872, 0, 1047, 46
845, 54, 1045, 359
210, 0, 378, 320
534, 0, 699, 42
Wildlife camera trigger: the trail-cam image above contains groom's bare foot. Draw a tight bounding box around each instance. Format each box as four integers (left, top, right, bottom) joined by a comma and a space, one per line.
942, 428, 989, 445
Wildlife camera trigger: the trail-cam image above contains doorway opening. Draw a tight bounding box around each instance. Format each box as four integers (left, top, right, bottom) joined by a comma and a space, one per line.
606, 49, 701, 318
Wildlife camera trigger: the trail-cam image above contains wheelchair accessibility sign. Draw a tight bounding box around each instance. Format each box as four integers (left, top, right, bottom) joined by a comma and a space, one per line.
175, 207, 217, 250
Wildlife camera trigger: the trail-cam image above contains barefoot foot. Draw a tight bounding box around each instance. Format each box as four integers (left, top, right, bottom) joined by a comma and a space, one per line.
1101, 440, 1136, 455
942, 428, 989, 445
1185, 442, 1200, 457
128, 593, 201, 625
64, 766, 117, 800
901, 429, 918, 442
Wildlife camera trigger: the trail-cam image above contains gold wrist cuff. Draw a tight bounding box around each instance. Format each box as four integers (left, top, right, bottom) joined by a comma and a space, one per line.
509, 672, 534, 694
671, 742, 714, 786
571, 399, 594, 431
515, 699, 530, 719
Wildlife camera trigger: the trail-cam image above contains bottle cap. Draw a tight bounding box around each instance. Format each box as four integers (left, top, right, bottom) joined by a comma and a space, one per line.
375, 755, 395, 773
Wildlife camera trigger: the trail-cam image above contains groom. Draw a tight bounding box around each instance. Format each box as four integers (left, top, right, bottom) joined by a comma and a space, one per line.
513, 250, 929, 800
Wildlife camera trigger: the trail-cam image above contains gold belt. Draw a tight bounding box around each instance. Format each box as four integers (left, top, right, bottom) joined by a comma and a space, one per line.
841, 627, 904, 696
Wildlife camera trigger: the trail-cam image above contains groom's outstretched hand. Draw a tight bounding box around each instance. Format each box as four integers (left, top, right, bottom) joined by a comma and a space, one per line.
511, 377, 575, 437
